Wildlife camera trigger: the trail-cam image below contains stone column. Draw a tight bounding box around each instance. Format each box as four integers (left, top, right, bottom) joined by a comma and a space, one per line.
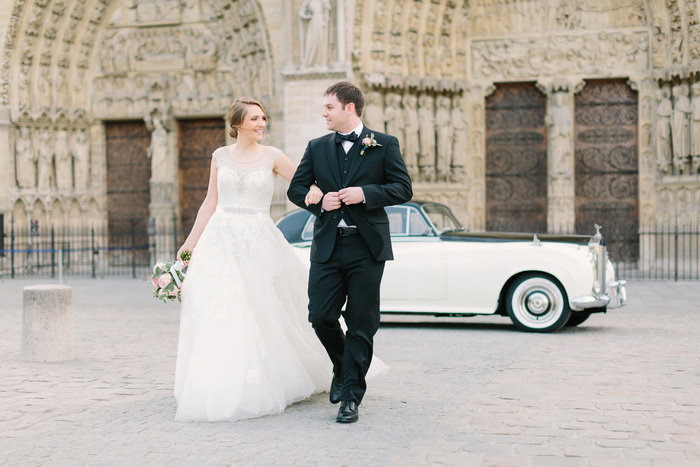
0, 106, 11, 221
281, 72, 344, 213
630, 77, 658, 273
21, 284, 74, 362
464, 83, 491, 231
544, 79, 576, 234
148, 114, 178, 262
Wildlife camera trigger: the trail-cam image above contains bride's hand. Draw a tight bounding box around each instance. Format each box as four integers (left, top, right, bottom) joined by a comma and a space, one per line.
305, 184, 323, 206
177, 244, 194, 266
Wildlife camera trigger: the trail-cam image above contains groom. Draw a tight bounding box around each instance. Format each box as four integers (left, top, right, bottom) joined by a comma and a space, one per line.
288, 82, 412, 423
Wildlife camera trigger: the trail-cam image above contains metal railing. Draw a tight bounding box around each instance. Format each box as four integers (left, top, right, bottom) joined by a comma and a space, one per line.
1, 221, 698, 281
0, 223, 179, 279
609, 223, 700, 281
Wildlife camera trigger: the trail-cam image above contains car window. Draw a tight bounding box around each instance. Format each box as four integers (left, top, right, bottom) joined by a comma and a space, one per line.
301, 215, 316, 241
386, 206, 432, 237
423, 204, 462, 232
276, 210, 310, 243
387, 206, 408, 235
409, 208, 432, 236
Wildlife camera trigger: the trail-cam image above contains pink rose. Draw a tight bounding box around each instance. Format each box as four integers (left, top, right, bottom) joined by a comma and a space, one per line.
167, 287, 179, 297
153, 262, 165, 274
157, 273, 172, 288
362, 137, 371, 146
151, 277, 159, 287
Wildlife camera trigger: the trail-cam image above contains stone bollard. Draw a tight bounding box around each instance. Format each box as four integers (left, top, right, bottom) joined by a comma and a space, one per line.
21, 284, 74, 362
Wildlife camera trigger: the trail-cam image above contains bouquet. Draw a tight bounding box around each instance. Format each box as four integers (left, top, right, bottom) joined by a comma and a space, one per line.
148, 251, 191, 303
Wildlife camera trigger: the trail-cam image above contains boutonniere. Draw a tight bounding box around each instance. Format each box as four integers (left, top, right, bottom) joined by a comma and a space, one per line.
360, 133, 382, 156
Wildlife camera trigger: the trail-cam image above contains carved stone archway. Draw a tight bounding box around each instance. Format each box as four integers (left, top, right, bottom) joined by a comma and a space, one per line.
2, 0, 277, 239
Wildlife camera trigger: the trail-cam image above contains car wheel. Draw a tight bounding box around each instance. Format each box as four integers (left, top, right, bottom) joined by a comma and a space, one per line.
506, 274, 572, 333
565, 311, 592, 327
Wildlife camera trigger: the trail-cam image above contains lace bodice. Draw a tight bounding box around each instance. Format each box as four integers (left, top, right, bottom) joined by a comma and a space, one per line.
212, 145, 279, 214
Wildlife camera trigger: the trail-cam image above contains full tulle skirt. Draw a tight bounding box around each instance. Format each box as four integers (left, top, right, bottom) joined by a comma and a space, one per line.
174, 211, 332, 422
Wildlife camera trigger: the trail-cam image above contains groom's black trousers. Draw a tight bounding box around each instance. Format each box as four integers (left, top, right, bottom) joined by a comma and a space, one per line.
307, 232, 385, 405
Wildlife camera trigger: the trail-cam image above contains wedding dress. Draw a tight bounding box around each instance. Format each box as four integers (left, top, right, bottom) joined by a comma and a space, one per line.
173, 145, 333, 422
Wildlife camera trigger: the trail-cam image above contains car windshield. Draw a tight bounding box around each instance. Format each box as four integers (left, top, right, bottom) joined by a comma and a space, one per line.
386, 205, 434, 236
422, 204, 462, 232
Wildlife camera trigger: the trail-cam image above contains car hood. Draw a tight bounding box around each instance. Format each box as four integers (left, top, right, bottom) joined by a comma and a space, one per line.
440, 230, 593, 245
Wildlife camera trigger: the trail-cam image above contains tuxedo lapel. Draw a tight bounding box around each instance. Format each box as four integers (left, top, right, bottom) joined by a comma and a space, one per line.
324, 133, 343, 188
344, 127, 370, 185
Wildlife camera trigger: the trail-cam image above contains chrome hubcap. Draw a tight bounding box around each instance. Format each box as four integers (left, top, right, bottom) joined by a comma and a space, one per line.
526, 292, 550, 316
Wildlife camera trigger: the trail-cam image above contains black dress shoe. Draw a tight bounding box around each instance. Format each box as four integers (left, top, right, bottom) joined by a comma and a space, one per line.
329, 374, 342, 405
336, 400, 359, 423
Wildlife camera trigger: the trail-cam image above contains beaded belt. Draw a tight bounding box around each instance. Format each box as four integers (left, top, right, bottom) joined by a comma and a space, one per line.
216, 206, 268, 215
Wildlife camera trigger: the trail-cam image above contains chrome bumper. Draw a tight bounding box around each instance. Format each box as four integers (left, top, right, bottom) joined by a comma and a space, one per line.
571, 280, 627, 310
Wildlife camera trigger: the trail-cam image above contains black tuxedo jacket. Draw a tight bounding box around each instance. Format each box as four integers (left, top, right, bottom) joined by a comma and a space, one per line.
287, 127, 413, 263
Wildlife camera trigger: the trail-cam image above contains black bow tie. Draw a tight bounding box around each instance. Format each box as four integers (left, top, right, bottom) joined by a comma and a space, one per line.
335, 132, 359, 143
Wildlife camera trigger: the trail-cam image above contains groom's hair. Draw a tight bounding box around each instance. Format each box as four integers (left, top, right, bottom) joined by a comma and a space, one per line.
325, 82, 364, 117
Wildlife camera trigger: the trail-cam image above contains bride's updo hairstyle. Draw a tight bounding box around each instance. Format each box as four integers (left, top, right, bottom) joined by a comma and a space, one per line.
227, 97, 267, 139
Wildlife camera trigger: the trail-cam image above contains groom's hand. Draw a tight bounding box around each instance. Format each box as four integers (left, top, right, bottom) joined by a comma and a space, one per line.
322, 192, 341, 211
338, 187, 364, 205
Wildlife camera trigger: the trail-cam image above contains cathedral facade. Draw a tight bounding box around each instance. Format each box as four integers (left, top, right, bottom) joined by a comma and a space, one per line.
1, 0, 699, 261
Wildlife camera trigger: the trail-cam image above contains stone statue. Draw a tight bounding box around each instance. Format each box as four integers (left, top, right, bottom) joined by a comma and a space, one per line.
384, 93, 404, 154
691, 83, 700, 172
36, 129, 54, 190
298, 0, 331, 68
546, 92, 573, 175
18, 66, 31, 106
403, 94, 420, 178
15, 126, 36, 189
451, 97, 468, 182
655, 88, 672, 174
435, 97, 452, 181
418, 95, 436, 181
55, 128, 73, 190
74, 130, 90, 191
147, 116, 172, 183
364, 92, 385, 133
671, 84, 691, 172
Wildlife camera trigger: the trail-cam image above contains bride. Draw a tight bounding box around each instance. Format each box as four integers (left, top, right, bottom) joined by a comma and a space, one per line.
174, 97, 331, 422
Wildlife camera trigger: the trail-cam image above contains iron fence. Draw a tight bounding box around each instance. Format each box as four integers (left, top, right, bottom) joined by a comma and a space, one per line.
1, 221, 698, 281
0, 223, 179, 279
609, 223, 700, 281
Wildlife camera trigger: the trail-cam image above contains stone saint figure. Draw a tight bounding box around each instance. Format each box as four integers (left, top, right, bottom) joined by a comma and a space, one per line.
403, 94, 420, 177
691, 83, 700, 171
15, 126, 36, 189
546, 92, 573, 175
451, 97, 468, 182
384, 93, 404, 155
671, 84, 691, 172
55, 129, 73, 190
435, 97, 453, 181
148, 116, 172, 183
299, 0, 331, 68
363, 92, 385, 133
74, 130, 90, 191
418, 95, 436, 181
655, 88, 672, 173
36, 129, 54, 190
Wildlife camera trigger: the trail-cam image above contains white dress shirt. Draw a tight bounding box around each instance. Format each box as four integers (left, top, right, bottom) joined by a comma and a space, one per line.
337, 123, 365, 228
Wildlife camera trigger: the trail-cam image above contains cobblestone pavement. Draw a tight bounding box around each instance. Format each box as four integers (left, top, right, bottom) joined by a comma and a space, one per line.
0, 278, 698, 466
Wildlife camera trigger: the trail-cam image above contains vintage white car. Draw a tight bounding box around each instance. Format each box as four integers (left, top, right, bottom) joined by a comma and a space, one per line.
276, 201, 627, 333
